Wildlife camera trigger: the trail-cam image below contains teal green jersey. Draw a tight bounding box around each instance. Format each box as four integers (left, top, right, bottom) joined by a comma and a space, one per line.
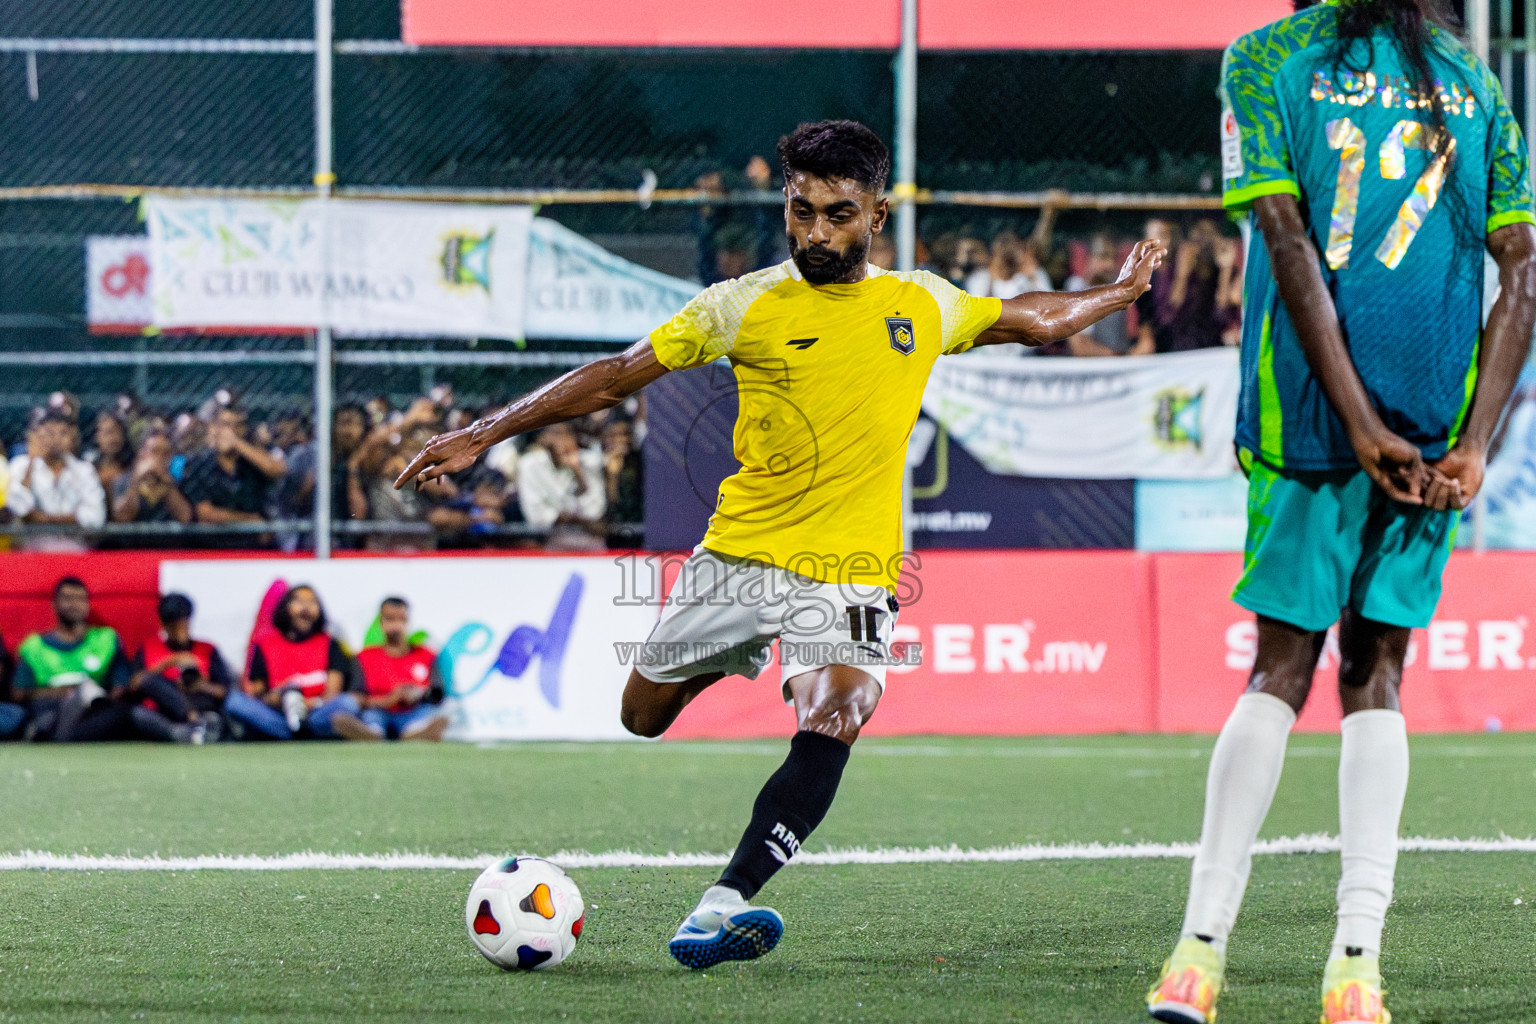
1222, 3, 1535, 469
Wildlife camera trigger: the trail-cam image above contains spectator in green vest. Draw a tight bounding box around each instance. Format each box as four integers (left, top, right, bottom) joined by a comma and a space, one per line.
15, 577, 132, 741
15, 577, 198, 743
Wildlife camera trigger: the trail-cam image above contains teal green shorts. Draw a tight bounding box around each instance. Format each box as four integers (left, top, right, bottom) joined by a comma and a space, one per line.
1231, 455, 1460, 632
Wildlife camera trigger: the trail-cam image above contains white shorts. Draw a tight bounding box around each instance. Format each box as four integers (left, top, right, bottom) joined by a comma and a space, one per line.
633, 547, 903, 695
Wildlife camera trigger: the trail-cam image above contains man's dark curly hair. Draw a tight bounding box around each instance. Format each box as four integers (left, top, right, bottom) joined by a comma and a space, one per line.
777, 120, 891, 194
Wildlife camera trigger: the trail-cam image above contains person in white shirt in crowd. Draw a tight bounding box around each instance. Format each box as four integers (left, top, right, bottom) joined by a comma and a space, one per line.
483, 433, 520, 483
517, 422, 606, 550
6, 410, 107, 551
984, 230, 1053, 299
963, 197, 1062, 300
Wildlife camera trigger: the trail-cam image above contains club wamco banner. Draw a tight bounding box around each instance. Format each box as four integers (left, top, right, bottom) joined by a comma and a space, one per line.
147, 198, 533, 338
137, 198, 697, 341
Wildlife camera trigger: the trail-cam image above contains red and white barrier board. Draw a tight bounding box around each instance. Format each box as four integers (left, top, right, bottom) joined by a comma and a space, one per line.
667, 551, 1158, 738
673, 551, 1536, 737
1156, 553, 1536, 734
0, 548, 1530, 738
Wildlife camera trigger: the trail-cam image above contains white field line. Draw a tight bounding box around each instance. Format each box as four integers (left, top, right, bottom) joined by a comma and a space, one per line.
3, 835, 1536, 871
488, 741, 1536, 759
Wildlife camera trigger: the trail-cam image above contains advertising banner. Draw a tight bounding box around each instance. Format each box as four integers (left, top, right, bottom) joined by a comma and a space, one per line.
923, 347, 1240, 480
6, 548, 1526, 740
146, 198, 532, 338
1134, 474, 1249, 552
524, 218, 699, 342
402, 0, 1290, 50
1462, 375, 1536, 549
908, 417, 1135, 549
1154, 552, 1536, 733
159, 557, 658, 741
86, 236, 154, 334
667, 550, 1158, 739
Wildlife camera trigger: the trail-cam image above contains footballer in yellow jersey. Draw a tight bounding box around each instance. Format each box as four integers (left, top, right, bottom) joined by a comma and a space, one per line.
400, 120, 1163, 969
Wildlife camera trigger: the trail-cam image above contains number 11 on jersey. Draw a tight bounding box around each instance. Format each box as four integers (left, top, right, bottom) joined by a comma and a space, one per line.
1325, 115, 1457, 271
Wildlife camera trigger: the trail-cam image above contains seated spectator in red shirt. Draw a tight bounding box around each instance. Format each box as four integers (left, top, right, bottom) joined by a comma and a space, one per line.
352, 597, 449, 741
129, 592, 234, 743
226, 585, 361, 740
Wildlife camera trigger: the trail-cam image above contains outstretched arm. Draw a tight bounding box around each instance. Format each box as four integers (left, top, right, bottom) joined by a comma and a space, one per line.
395, 339, 670, 488
971, 239, 1165, 348
1252, 193, 1426, 504
1424, 221, 1536, 510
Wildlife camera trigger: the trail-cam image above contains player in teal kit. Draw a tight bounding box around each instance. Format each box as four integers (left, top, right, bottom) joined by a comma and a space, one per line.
1147, 2, 1536, 1022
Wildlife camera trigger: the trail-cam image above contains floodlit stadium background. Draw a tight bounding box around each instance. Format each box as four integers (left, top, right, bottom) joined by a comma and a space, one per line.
8, 5, 1536, 1024
2, 0, 1535, 739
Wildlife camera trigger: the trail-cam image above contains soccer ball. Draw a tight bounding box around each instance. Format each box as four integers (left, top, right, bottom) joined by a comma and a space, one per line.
465, 856, 585, 970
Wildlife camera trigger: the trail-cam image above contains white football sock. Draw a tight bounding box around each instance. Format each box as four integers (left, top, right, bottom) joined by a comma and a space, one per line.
1181, 691, 1297, 950
1331, 708, 1408, 960
696, 884, 746, 912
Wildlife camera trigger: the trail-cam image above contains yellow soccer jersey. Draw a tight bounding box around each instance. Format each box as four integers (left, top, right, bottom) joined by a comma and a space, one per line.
649, 260, 1001, 589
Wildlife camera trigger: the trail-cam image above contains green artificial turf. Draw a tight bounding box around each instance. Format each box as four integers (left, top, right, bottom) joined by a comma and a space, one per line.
1, 735, 1535, 1022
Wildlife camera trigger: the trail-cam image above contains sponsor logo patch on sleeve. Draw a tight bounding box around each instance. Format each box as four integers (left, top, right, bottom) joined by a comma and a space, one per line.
1221, 107, 1244, 180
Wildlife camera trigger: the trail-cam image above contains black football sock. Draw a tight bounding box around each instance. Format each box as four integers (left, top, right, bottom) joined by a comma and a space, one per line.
717, 729, 851, 901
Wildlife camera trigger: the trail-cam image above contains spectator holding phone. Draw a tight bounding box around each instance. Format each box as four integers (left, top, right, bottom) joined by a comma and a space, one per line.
130, 592, 233, 742
351, 597, 449, 741
7, 410, 107, 551
113, 431, 194, 529
518, 422, 606, 549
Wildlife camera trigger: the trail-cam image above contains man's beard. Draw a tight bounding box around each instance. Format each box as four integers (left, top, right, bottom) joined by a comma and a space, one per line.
789, 233, 869, 285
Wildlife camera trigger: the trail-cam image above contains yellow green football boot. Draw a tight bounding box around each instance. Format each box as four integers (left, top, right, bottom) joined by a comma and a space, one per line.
1147, 936, 1225, 1023
1320, 954, 1390, 1024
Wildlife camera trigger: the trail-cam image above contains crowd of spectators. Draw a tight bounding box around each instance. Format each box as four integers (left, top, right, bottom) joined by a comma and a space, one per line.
0, 577, 449, 744
695, 159, 1243, 358
0, 387, 646, 551
896, 213, 1244, 357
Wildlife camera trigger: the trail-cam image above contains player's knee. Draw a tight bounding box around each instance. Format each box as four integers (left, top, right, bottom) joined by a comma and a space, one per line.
619, 699, 667, 739
798, 677, 880, 744
1248, 673, 1311, 715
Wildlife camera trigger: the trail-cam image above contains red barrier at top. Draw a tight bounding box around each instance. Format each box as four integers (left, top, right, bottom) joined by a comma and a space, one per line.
3, 548, 1534, 736
402, 0, 1292, 51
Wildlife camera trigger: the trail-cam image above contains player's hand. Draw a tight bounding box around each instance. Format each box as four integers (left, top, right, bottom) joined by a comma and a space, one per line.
1116, 239, 1167, 299
1352, 426, 1427, 505
394, 427, 482, 489
1425, 444, 1485, 512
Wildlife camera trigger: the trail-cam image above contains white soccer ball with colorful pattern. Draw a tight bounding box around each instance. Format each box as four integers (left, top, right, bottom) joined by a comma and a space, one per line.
465, 856, 585, 970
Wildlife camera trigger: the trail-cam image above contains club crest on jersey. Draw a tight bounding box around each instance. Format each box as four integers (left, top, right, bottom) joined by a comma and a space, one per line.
885, 316, 916, 355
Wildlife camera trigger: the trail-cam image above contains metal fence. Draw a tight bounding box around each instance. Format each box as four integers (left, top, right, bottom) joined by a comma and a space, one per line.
3, 0, 1530, 552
